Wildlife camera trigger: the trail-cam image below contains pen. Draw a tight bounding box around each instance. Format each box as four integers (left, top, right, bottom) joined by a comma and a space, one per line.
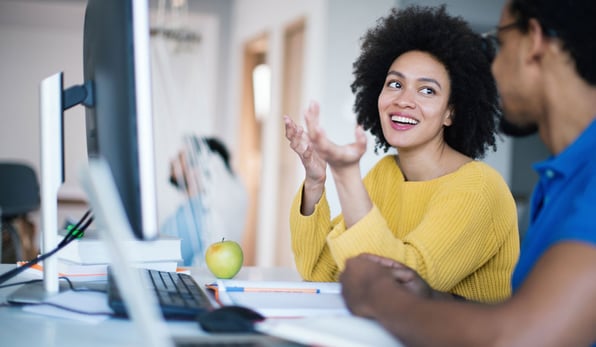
224, 286, 322, 294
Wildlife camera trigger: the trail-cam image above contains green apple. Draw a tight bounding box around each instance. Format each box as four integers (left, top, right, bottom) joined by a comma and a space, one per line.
205, 239, 244, 279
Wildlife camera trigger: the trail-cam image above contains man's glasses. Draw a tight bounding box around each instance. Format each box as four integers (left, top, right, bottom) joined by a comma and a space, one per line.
481, 22, 520, 61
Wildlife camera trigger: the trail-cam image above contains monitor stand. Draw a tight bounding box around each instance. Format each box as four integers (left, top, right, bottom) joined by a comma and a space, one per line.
7, 69, 93, 303
6, 281, 73, 304
8, 72, 64, 303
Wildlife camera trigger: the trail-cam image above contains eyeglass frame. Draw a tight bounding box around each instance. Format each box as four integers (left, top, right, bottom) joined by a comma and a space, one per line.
481, 21, 521, 59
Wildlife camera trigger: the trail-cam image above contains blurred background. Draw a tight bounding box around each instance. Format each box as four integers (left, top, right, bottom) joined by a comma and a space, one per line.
0, 0, 548, 269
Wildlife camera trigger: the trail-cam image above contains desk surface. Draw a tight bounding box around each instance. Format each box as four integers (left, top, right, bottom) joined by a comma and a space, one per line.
0, 264, 302, 347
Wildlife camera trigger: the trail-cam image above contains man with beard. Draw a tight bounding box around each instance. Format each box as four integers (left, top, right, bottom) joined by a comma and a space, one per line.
339, 0, 596, 346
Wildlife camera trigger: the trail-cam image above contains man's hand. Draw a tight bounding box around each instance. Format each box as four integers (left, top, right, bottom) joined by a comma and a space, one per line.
340, 254, 455, 317
340, 254, 398, 317
360, 253, 435, 299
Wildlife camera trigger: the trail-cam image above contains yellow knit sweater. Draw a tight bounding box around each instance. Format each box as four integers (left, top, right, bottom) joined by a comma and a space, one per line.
290, 155, 519, 303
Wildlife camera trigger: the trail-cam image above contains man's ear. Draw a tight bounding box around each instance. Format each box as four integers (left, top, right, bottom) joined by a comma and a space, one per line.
526, 18, 548, 63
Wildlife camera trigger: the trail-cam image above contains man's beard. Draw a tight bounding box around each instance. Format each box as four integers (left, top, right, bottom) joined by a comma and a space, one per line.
499, 115, 538, 137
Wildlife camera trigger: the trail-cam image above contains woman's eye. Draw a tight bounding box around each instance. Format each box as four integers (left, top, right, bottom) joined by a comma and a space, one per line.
420, 87, 435, 95
387, 81, 401, 89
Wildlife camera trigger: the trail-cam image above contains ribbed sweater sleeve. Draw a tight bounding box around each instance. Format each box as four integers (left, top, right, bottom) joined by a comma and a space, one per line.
289, 185, 341, 281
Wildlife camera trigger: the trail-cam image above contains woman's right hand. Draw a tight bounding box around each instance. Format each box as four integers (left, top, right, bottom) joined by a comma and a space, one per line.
284, 102, 327, 186
284, 102, 328, 216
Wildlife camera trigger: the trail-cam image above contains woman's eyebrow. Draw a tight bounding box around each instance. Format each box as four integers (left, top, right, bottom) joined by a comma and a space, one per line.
387, 70, 442, 90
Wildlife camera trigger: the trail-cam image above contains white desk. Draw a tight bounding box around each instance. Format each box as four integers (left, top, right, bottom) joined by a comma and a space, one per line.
0, 264, 302, 347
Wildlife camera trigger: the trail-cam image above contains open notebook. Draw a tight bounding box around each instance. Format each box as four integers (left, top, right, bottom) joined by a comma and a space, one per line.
79, 158, 301, 347
209, 279, 349, 318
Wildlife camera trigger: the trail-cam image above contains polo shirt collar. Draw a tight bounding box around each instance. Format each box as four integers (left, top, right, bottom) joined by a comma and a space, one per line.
533, 118, 596, 179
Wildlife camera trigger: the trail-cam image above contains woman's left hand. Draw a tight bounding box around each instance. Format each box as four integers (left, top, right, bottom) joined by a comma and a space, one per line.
304, 101, 367, 170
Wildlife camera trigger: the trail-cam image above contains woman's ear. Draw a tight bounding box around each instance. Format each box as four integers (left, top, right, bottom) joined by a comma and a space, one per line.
443, 108, 454, 127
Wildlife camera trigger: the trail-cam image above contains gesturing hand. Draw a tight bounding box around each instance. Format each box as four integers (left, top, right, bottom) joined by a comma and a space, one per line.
284, 101, 370, 218
284, 103, 327, 186
303, 101, 367, 170
169, 149, 200, 197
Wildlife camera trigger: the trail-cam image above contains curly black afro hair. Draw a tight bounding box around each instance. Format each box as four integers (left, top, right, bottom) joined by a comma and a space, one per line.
351, 5, 500, 159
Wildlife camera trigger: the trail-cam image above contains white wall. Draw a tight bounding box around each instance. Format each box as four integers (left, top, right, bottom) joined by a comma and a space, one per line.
0, 0, 88, 231
150, 10, 220, 224
0, 1, 87, 193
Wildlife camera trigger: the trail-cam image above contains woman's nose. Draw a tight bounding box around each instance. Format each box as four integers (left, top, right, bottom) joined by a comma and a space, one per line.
393, 89, 416, 108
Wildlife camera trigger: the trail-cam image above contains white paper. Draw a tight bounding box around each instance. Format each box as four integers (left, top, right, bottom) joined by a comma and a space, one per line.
256, 315, 405, 347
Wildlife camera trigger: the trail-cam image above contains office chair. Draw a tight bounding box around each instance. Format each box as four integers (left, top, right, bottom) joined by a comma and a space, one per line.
0, 162, 40, 263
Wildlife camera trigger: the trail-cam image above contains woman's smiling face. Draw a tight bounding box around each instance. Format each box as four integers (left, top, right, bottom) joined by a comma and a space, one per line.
378, 50, 453, 153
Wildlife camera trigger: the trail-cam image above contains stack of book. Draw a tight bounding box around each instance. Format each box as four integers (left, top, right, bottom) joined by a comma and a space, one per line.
45, 230, 183, 281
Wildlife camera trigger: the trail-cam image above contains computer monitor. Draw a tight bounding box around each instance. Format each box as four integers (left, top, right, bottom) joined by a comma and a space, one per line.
83, 0, 158, 241
8, 0, 157, 302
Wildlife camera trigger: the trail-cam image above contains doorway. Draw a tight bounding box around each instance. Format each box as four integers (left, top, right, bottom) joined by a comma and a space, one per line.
275, 19, 306, 266
236, 34, 268, 265
236, 18, 306, 267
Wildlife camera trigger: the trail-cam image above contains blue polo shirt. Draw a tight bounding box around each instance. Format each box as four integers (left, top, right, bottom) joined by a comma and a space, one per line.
512, 119, 596, 291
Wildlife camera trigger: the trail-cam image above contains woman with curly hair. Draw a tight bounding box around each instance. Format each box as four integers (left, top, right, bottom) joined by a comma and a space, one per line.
284, 5, 519, 303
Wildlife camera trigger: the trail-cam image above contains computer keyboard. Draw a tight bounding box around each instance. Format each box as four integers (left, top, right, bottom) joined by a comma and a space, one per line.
108, 268, 215, 320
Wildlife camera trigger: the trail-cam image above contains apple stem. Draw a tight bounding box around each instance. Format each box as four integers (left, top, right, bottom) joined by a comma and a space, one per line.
221, 237, 225, 242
